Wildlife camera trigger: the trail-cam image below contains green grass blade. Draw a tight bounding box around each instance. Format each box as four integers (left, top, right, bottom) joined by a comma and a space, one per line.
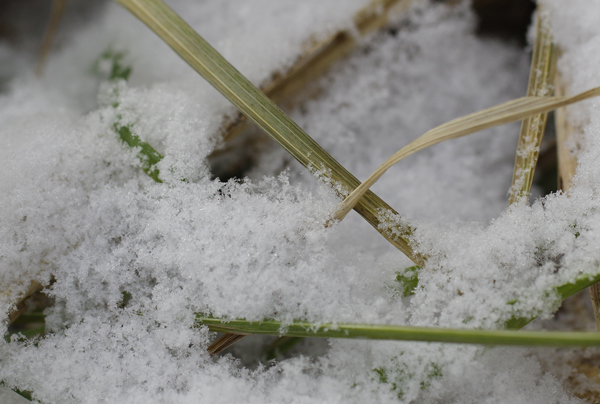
506, 272, 600, 329
196, 316, 600, 347
199, 272, 600, 343
94, 49, 132, 81
556, 273, 600, 301
116, 124, 163, 183
114, 0, 422, 264
94, 49, 164, 183
0, 386, 32, 403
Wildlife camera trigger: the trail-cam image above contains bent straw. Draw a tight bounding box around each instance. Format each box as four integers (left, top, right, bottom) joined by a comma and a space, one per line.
334, 86, 600, 222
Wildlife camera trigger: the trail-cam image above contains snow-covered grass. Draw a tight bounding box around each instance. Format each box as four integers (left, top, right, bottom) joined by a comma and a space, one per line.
2, 0, 600, 402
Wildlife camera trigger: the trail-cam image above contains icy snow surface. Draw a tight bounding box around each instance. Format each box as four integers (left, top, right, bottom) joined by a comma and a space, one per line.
0, 0, 599, 402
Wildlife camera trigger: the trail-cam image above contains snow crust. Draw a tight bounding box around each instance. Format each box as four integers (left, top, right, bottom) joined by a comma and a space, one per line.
0, 0, 598, 402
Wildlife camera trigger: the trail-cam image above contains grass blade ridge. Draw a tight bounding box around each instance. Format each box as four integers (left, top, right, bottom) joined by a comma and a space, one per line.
509, 8, 556, 204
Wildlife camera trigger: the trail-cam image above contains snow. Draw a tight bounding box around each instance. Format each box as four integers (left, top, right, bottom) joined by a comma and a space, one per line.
0, 0, 599, 402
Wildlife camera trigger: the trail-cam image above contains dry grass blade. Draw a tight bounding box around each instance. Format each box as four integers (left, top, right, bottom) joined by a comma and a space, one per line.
36, 0, 70, 76
115, 0, 423, 264
509, 8, 556, 204
590, 283, 600, 331
554, 71, 600, 331
207, 333, 250, 355
555, 72, 579, 193
222, 0, 413, 142
334, 87, 600, 221
6, 281, 43, 324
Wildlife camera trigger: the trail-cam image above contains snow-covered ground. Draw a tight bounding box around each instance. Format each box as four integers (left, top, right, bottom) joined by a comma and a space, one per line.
0, 0, 599, 402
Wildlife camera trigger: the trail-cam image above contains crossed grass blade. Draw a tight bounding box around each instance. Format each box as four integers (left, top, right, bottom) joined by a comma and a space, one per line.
115, 0, 423, 264
116, 0, 600, 350
334, 86, 600, 221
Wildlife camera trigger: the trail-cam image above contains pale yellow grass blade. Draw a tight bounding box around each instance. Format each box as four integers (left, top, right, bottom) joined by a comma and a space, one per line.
555, 70, 600, 331
36, 0, 70, 76
509, 9, 556, 204
334, 87, 600, 221
555, 72, 579, 193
